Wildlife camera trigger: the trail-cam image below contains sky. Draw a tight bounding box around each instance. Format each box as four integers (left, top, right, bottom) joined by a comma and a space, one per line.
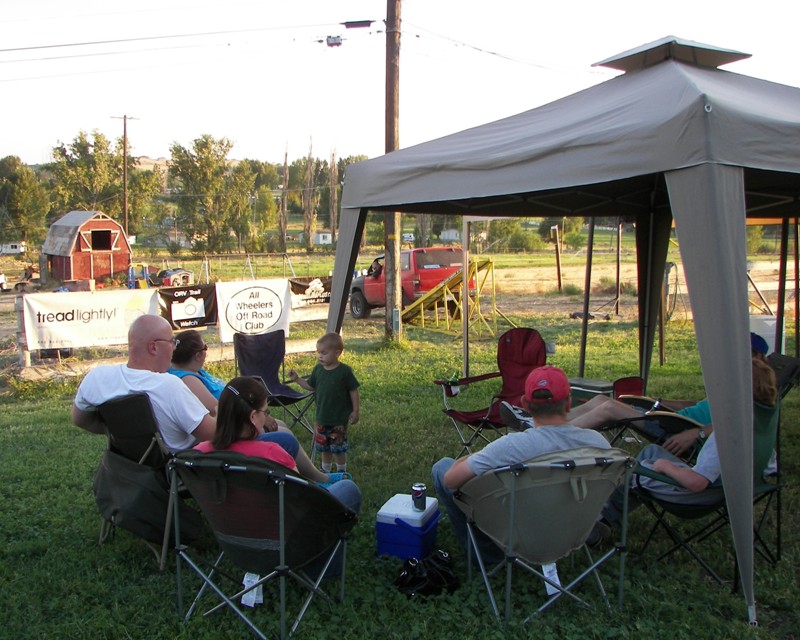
2, 0, 798, 167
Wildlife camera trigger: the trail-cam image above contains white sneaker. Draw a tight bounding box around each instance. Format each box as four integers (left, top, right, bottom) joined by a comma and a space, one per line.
499, 401, 534, 430
763, 449, 778, 477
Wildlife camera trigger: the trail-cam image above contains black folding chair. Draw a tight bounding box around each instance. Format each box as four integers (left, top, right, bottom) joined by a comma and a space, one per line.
632, 401, 781, 587
764, 352, 800, 559
233, 331, 316, 443
95, 393, 174, 570
170, 450, 357, 640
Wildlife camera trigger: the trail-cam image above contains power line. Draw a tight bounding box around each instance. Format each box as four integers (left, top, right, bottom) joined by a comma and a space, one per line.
0, 22, 359, 54
0, 41, 226, 65
404, 22, 611, 77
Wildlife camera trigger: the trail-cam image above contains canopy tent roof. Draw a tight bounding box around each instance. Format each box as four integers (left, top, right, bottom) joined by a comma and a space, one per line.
327, 36, 800, 622
340, 39, 799, 219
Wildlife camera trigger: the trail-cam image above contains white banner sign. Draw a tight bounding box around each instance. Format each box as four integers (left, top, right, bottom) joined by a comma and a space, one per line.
215, 279, 292, 343
23, 289, 158, 350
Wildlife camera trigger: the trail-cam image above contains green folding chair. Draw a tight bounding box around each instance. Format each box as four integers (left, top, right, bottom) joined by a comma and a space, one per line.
454, 446, 633, 625
632, 401, 781, 587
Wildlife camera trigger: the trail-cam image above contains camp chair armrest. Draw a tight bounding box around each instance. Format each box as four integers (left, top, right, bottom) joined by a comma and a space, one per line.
434, 371, 501, 388
659, 399, 698, 411
633, 463, 675, 486
634, 462, 722, 490
640, 411, 703, 425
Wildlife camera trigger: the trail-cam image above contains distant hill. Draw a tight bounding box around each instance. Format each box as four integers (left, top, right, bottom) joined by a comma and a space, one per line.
135, 156, 169, 172
30, 156, 242, 172
135, 156, 241, 172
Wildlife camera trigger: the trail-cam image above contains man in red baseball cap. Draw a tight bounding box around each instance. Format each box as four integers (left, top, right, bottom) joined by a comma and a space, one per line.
432, 365, 612, 564
523, 364, 572, 406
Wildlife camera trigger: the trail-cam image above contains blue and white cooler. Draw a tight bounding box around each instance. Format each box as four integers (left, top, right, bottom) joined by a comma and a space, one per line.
376, 493, 440, 560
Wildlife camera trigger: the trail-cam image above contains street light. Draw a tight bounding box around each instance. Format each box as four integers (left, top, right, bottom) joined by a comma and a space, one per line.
323, 19, 374, 48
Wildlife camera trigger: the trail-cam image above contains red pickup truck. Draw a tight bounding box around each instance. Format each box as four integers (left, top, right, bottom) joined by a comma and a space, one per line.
349, 247, 465, 319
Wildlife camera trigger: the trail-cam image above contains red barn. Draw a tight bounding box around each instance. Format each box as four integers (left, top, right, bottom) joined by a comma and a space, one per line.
42, 211, 132, 282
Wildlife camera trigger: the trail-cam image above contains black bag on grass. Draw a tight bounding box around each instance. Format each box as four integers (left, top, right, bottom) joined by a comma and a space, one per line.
93, 450, 202, 545
395, 549, 459, 598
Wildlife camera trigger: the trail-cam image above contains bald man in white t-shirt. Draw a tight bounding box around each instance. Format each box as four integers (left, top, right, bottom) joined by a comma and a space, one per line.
72, 314, 216, 452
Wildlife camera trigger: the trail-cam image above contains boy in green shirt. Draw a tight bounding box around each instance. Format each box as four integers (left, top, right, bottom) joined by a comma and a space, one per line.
290, 332, 360, 473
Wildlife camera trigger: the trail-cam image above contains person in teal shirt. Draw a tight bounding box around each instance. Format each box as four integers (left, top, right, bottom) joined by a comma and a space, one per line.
168, 329, 225, 416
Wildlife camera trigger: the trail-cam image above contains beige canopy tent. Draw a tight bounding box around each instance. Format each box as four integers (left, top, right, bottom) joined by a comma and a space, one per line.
326, 36, 800, 622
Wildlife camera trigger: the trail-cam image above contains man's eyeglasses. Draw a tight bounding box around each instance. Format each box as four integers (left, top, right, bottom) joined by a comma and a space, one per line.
154, 337, 180, 347
197, 344, 208, 353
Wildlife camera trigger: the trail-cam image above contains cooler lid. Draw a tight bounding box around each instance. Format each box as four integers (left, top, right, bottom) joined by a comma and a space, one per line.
376, 493, 439, 526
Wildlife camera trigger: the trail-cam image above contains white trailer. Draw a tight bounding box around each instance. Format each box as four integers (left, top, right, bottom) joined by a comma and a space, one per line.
0, 242, 26, 255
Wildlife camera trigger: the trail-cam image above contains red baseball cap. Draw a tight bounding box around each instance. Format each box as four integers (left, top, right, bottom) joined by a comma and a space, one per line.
523, 366, 571, 405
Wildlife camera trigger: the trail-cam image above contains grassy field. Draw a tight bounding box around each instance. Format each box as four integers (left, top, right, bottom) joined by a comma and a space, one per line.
1, 309, 797, 640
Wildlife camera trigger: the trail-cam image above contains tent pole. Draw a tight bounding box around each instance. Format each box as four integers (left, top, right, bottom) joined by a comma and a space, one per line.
615, 221, 622, 315
578, 218, 595, 378
659, 279, 666, 365
462, 218, 470, 377
776, 219, 789, 353
638, 191, 658, 381
794, 219, 799, 358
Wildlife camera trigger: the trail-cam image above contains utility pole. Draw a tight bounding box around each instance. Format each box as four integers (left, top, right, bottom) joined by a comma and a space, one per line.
384, 0, 402, 340
111, 115, 137, 236
280, 148, 289, 253
329, 150, 339, 244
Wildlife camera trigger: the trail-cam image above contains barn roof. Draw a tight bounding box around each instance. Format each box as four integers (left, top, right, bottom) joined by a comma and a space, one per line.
42, 211, 121, 257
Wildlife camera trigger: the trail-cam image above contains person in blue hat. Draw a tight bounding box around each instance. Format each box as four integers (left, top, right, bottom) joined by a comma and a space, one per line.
751, 331, 769, 360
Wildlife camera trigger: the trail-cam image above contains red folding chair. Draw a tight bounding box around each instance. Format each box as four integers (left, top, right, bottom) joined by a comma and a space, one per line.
434, 328, 546, 456
612, 376, 645, 399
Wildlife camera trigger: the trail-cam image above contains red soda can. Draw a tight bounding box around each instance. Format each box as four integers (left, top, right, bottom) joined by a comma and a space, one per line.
412, 483, 427, 511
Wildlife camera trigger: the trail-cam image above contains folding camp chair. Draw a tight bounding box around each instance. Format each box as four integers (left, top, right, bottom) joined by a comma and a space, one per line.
764, 352, 799, 559
595, 410, 704, 452
170, 450, 358, 640
434, 327, 546, 456
233, 331, 316, 441
632, 401, 781, 587
454, 447, 633, 624
767, 352, 800, 400
94, 393, 174, 570
612, 375, 645, 399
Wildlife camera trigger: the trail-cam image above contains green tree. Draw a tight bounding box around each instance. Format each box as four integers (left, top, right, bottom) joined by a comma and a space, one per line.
508, 229, 543, 252
286, 158, 306, 215
240, 159, 281, 191
127, 166, 164, 236
254, 185, 278, 244
564, 231, 585, 250
746, 226, 764, 255
486, 218, 523, 251
224, 162, 263, 252
365, 215, 385, 245
169, 135, 233, 253
538, 216, 583, 242
50, 130, 123, 218
0, 156, 50, 244
301, 149, 323, 252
